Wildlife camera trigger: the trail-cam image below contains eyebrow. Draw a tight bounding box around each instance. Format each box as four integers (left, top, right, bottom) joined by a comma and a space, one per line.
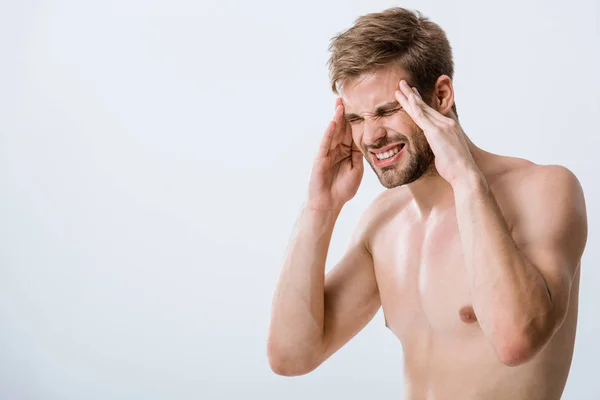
344, 101, 401, 120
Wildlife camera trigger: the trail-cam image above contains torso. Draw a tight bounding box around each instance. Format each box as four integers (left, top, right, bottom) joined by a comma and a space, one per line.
365, 155, 580, 400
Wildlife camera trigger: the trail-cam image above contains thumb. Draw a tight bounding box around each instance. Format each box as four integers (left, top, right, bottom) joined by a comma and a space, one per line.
351, 140, 364, 170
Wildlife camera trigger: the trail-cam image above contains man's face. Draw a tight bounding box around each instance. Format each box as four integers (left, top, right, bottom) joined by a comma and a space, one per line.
341, 66, 435, 189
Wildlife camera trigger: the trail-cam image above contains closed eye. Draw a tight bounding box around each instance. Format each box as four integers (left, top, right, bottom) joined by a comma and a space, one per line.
377, 107, 402, 117
347, 117, 363, 124
346, 107, 402, 124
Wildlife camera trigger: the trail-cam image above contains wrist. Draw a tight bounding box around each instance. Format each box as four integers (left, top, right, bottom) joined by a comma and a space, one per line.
451, 167, 489, 196
303, 201, 344, 217
297, 203, 340, 237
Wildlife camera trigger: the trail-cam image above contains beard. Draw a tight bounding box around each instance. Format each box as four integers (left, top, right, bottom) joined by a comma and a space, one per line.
365, 127, 436, 189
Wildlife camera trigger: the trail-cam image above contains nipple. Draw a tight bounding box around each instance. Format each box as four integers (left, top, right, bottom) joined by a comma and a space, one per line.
459, 305, 478, 323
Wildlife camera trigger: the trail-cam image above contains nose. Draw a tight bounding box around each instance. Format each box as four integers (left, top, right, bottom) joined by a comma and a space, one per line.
362, 117, 386, 147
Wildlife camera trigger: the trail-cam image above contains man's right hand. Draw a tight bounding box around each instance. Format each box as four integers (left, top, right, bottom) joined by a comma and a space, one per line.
306, 98, 364, 213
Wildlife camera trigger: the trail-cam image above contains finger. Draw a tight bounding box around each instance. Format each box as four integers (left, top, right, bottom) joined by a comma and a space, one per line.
335, 97, 343, 110
333, 103, 348, 147
399, 81, 442, 123
341, 117, 353, 148
333, 100, 345, 125
351, 139, 364, 169
318, 105, 343, 157
317, 120, 336, 158
395, 88, 438, 133
331, 102, 347, 148
330, 138, 362, 169
399, 81, 450, 129
399, 81, 440, 120
410, 87, 448, 124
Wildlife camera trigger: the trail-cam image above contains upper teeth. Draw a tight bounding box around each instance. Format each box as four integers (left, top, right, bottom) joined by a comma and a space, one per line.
376, 145, 402, 160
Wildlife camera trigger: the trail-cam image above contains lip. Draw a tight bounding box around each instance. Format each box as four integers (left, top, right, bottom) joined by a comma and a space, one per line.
370, 143, 405, 155
372, 144, 405, 168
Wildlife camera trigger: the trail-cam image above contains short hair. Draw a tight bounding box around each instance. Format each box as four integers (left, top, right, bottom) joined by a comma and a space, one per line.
328, 7, 457, 116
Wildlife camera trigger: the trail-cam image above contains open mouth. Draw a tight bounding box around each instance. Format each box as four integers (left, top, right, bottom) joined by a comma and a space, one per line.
373, 143, 405, 160
371, 143, 406, 167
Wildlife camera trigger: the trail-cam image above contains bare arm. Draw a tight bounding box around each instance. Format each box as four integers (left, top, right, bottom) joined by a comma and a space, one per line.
453, 165, 587, 366
392, 79, 588, 367
267, 202, 380, 376
267, 97, 377, 376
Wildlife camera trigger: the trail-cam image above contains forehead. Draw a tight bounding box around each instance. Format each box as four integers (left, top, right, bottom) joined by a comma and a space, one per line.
341, 66, 411, 113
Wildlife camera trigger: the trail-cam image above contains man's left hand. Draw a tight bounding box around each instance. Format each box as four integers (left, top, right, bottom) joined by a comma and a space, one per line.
394, 79, 481, 187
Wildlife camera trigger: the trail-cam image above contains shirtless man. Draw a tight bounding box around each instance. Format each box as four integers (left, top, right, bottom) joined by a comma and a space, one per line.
267, 7, 588, 400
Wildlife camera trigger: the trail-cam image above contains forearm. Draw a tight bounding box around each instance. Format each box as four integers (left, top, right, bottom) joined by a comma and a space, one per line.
268, 204, 339, 367
453, 172, 553, 362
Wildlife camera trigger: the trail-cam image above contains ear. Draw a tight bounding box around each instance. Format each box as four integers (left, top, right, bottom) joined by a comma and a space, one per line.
431, 75, 455, 116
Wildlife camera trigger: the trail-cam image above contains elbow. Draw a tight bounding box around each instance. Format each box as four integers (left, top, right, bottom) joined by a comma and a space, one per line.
494, 326, 554, 367
493, 303, 561, 367
496, 335, 537, 367
268, 356, 316, 377
267, 339, 319, 377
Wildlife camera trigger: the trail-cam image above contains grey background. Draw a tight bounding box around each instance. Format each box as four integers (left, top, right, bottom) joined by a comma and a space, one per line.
0, 0, 598, 399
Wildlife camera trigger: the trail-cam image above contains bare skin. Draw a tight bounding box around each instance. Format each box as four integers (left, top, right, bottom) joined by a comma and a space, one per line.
363, 164, 582, 400
267, 65, 588, 400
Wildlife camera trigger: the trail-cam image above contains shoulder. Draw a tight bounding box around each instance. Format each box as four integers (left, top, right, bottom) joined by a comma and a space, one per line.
488, 157, 584, 217
354, 187, 412, 252
504, 164, 585, 211
521, 164, 581, 190
501, 164, 587, 249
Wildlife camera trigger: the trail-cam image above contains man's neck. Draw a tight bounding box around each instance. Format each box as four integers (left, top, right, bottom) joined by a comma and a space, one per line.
405, 138, 489, 220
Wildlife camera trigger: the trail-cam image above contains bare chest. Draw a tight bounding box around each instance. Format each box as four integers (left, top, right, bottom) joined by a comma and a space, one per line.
370, 210, 480, 340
